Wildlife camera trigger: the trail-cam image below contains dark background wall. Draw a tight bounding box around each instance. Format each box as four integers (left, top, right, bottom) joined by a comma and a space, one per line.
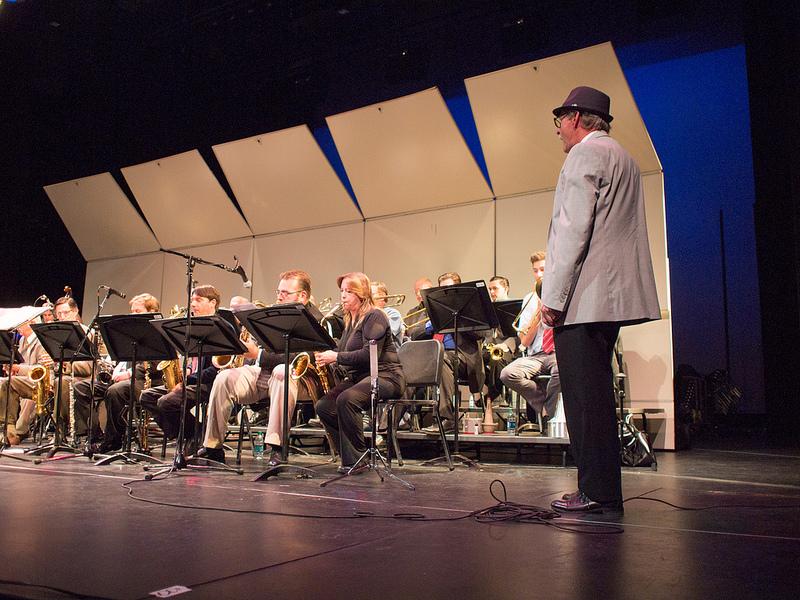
1, 1, 797, 439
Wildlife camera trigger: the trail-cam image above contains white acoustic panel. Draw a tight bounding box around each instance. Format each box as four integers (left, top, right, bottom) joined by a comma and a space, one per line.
363, 202, 495, 316
326, 87, 493, 218
252, 223, 365, 308
82, 253, 165, 317
161, 239, 255, 311
643, 173, 670, 310
620, 319, 675, 450
44, 173, 160, 261
121, 150, 252, 249
465, 42, 661, 198
213, 125, 362, 235
495, 190, 554, 299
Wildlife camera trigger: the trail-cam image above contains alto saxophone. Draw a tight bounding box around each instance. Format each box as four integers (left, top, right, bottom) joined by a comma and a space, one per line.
30, 364, 52, 417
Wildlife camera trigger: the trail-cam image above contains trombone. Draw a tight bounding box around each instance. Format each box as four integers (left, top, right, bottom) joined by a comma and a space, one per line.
378, 293, 405, 307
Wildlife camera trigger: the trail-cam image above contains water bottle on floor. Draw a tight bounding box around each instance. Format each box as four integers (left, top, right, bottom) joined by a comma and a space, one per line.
506, 406, 517, 434
253, 432, 265, 460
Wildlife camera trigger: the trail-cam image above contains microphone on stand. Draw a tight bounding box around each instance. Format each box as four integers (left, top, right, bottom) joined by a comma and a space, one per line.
233, 259, 253, 289
99, 285, 127, 299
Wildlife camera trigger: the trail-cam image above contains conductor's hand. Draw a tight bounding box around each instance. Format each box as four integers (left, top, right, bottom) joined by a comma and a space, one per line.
541, 305, 563, 328
314, 350, 337, 367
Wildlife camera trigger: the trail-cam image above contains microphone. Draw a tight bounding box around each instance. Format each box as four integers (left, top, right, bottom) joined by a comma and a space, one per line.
369, 339, 378, 387
99, 284, 127, 299
234, 264, 253, 289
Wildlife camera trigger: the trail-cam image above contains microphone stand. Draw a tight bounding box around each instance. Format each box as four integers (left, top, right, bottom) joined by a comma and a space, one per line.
144, 249, 245, 480
321, 340, 414, 490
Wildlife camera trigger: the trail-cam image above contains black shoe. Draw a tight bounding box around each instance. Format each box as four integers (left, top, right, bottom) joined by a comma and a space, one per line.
194, 446, 226, 464
267, 447, 284, 467
98, 438, 122, 454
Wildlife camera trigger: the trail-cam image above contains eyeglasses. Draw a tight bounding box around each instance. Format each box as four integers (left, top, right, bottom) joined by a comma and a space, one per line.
55, 310, 75, 318
553, 112, 575, 128
275, 289, 301, 299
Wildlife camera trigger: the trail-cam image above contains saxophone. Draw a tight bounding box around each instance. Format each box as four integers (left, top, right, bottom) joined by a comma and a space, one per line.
30, 364, 52, 416
156, 305, 187, 388
289, 352, 333, 395
211, 328, 250, 370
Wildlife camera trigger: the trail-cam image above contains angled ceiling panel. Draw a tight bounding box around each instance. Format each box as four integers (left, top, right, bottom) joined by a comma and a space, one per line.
44, 172, 160, 261
326, 88, 493, 218
465, 42, 661, 198
121, 150, 252, 249
213, 125, 362, 235
83, 253, 165, 317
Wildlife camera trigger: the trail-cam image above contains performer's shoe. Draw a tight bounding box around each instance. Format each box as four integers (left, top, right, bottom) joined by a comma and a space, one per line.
5, 429, 21, 446
267, 447, 283, 467
98, 437, 122, 454
195, 446, 226, 464
561, 490, 581, 501
551, 492, 623, 517
422, 420, 454, 435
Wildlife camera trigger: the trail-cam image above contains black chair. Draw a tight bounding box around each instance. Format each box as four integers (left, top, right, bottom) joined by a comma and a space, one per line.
385, 339, 453, 471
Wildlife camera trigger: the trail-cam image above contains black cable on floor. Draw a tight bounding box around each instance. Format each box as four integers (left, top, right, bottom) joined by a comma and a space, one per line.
624, 487, 800, 511
121, 477, 623, 534
0, 578, 115, 600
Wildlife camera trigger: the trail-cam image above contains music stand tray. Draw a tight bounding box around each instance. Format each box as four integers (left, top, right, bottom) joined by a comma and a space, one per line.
93, 313, 173, 465
421, 281, 497, 468
144, 316, 248, 478
28, 322, 96, 458
237, 303, 336, 481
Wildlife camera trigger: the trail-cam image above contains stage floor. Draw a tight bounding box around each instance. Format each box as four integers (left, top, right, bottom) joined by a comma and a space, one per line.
0, 440, 798, 600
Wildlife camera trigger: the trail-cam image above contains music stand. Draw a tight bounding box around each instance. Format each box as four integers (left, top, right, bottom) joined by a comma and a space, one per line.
237, 303, 335, 481
0, 331, 30, 462
93, 313, 172, 465
421, 281, 497, 468
144, 315, 247, 479
27, 322, 95, 459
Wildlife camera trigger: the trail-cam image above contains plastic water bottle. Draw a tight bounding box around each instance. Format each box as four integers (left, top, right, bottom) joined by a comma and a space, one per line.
253, 432, 265, 460
506, 407, 517, 434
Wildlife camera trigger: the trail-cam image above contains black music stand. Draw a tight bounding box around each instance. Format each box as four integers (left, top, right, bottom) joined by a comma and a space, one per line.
493, 299, 524, 434
143, 315, 247, 479
237, 303, 336, 481
94, 313, 172, 465
421, 281, 498, 468
28, 322, 95, 459
0, 331, 30, 462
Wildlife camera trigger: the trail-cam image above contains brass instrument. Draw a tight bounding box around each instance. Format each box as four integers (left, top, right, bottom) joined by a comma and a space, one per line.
483, 343, 506, 361
318, 297, 333, 313
402, 306, 427, 324
212, 329, 250, 370
380, 293, 405, 307
289, 352, 332, 396
157, 358, 183, 389
169, 305, 187, 318
320, 302, 343, 339
30, 364, 52, 417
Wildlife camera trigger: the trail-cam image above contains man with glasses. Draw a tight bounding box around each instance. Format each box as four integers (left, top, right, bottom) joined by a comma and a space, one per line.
543, 87, 660, 517
196, 270, 325, 465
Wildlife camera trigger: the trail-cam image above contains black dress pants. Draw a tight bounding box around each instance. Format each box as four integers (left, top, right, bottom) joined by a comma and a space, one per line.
316, 376, 404, 466
554, 322, 621, 506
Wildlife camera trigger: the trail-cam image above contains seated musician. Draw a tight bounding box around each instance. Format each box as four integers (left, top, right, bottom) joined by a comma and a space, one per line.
483, 275, 518, 420
139, 285, 225, 454
404, 277, 433, 340
315, 272, 405, 472
72, 293, 163, 453
421, 272, 486, 435
1, 317, 53, 445
500, 251, 560, 430
370, 281, 404, 345
197, 270, 324, 465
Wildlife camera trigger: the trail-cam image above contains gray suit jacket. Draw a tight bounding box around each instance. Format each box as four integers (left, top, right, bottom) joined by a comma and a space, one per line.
542, 132, 660, 326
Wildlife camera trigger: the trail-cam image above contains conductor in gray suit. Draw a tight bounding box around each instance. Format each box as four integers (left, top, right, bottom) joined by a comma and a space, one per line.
542, 87, 660, 516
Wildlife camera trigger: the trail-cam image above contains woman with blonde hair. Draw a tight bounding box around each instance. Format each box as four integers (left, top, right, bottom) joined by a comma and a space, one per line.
315, 272, 405, 472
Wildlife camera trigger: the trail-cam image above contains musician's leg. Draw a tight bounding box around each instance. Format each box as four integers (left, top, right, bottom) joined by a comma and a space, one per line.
264, 364, 298, 448
204, 366, 259, 449
500, 356, 546, 414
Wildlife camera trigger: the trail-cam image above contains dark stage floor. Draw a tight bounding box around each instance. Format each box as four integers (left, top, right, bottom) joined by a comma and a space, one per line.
0, 439, 798, 600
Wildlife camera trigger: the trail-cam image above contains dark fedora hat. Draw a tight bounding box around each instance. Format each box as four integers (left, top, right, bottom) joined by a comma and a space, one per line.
552, 86, 613, 123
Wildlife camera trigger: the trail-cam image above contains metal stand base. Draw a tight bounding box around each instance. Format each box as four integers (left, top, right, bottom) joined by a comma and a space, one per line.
143, 452, 244, 480
252, 463, 316, 481
95, 450, 164, 466
422, 453, 478, 469
0, 443, 32, 462
320, 446, 415, 490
